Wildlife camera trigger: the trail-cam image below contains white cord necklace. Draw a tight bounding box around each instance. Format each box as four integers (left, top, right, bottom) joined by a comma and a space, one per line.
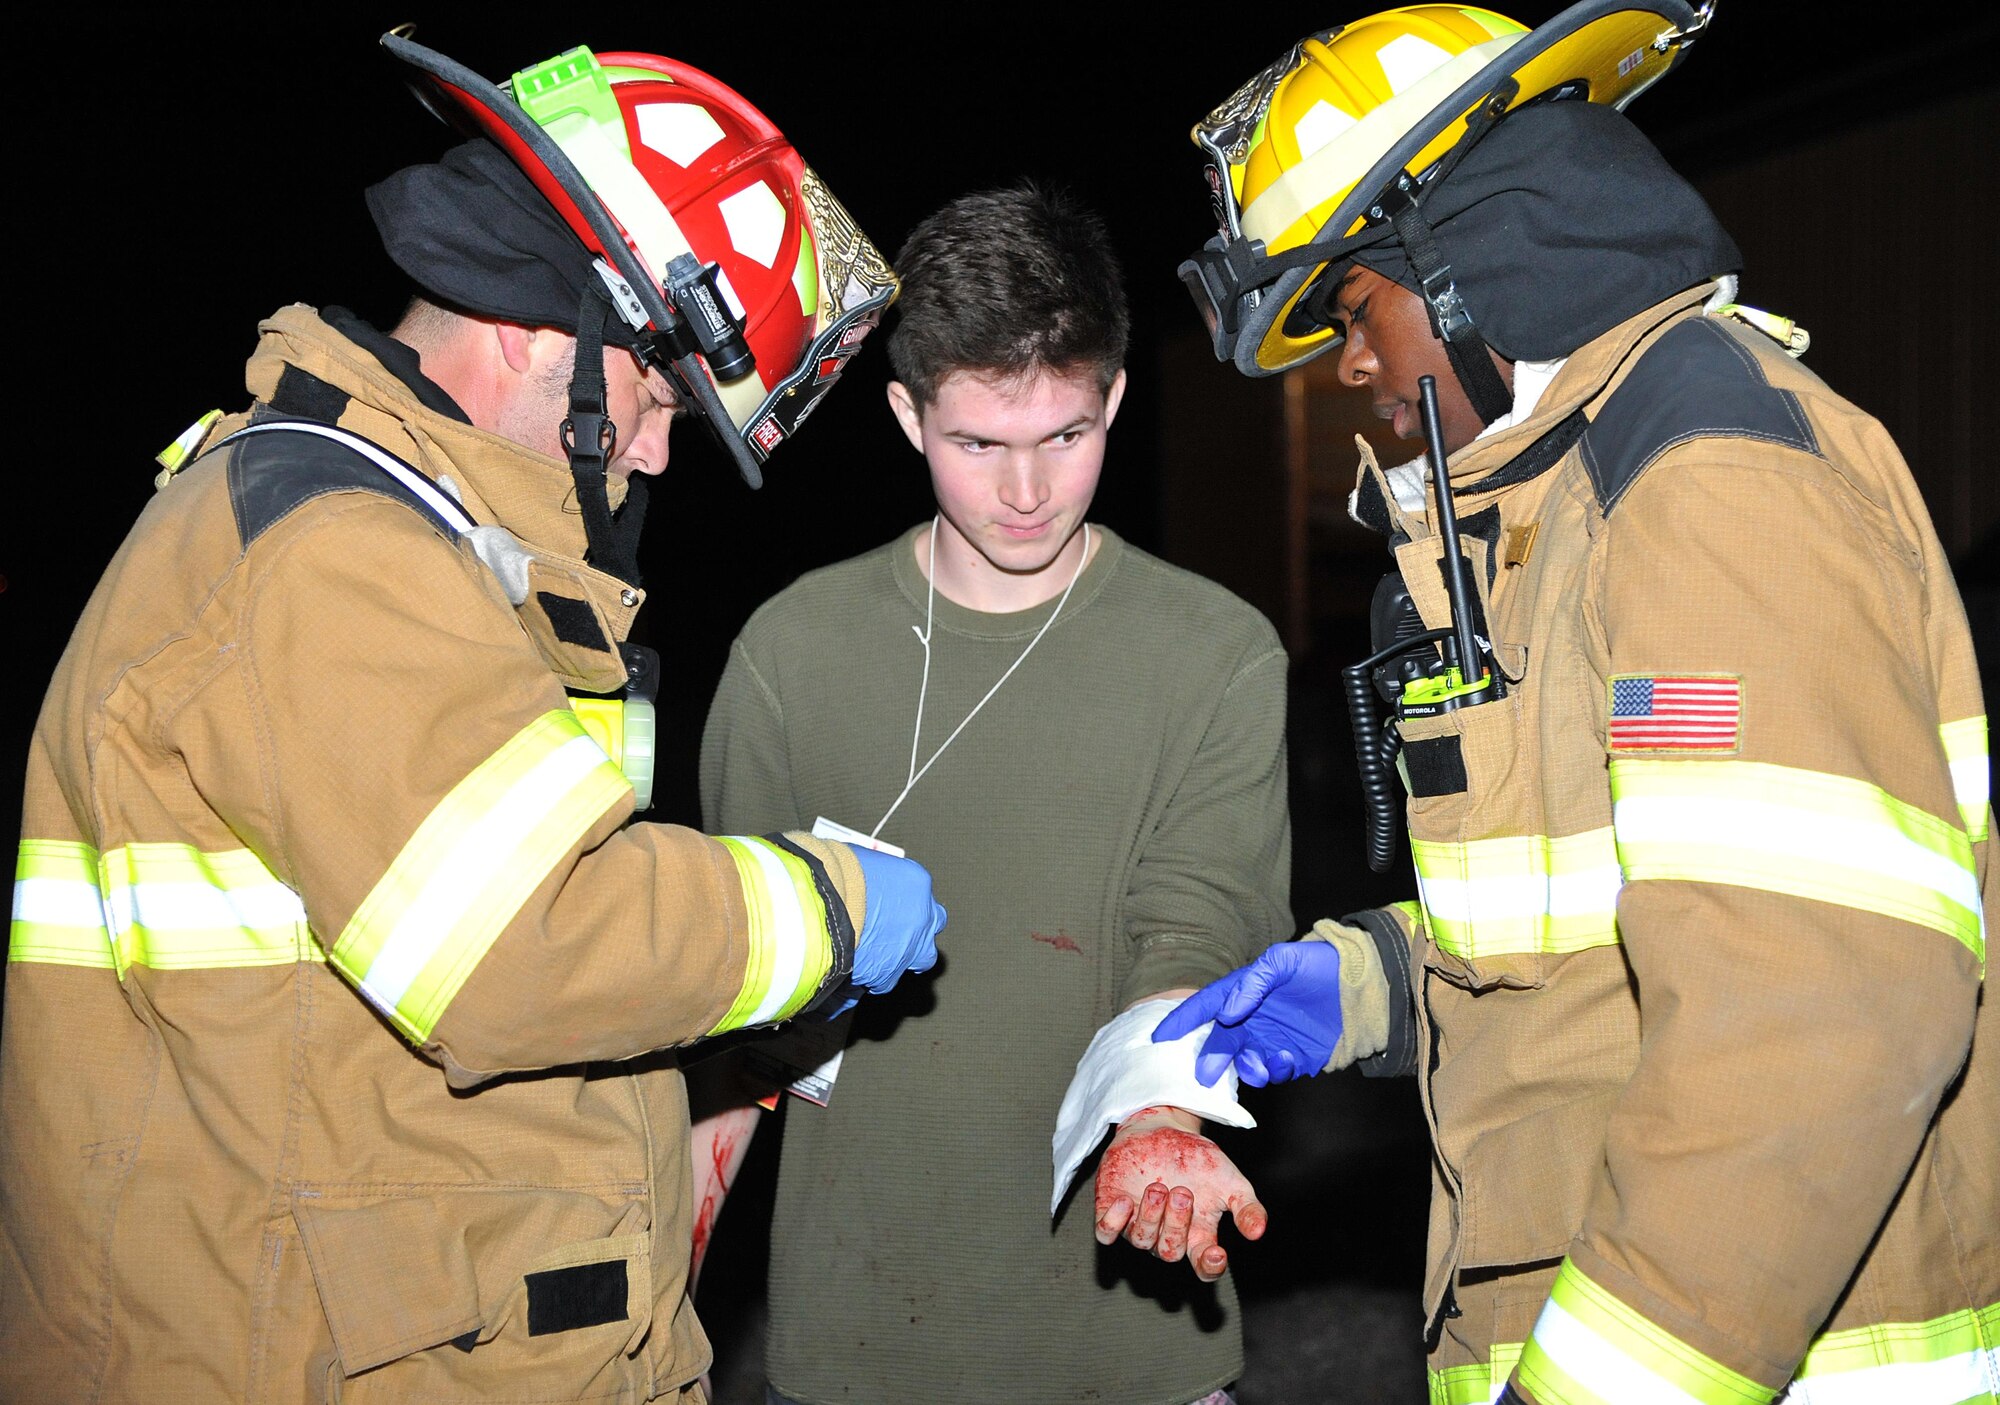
871, 517, 1092, 839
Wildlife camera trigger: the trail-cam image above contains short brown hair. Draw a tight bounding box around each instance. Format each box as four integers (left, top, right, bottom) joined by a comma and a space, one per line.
887, 182, 1128, 408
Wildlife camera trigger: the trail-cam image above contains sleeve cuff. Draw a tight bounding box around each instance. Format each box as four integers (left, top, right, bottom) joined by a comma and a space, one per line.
1119, 933, 1251, 1009
1513, 1256, 1784, 1405
1340, 907, 1420, 1078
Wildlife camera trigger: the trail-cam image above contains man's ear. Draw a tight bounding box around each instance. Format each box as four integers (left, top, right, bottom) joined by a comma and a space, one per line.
1101, 368, 1129, 430
886, 382, 927, 455
494, 322, 536, 376
493, 321, 576, 379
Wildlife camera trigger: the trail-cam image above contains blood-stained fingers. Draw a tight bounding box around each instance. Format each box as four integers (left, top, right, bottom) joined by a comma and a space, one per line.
1128, 1179, 1171, 1250
1155, 1185, 1197, 1261
1092, 1106, 1267, 1279
1185, 1189, 1270, 1282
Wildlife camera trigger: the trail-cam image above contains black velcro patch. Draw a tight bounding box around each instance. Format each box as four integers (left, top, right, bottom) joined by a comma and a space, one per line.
1455, 503, 1503, 588
525, 1259, 628, 1336
536, 592, 610, 651
1404, 735, 1468, 796
270, 364, 352, 424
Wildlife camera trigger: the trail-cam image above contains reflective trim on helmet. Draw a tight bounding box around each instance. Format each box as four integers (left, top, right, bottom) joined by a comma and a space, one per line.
1518, 1261, 1776, 1405
1241, 33, 1522, 248
332, 709, 631, 1044
708, 836, 837, 1034
1610, 758, 1985, 964
1411, 827, 1623, 959
713, 359, 773, 428
511, 49, 700, 304
1941, 715, 1990, 844
791, 226, 820, 319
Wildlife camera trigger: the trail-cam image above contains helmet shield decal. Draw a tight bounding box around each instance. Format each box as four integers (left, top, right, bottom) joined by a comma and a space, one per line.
732, 168, 897, 464
1191, 33, 1326, 244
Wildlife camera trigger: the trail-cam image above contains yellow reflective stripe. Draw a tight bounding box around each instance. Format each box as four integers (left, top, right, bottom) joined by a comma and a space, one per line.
153, 408, 222, 483
100, 844, 316, 973
1429, 1342, 1523, 1405
569, 696, 626, 767
333, 710, 631, 1043
1412, 827, 1623, 959
11, 840, 114, 968
1941, 716, 1990, 845
1788, 1302, 2000, 1404
708, 836, 835, 1035
1611, 759, 1984, 964
1518, 1260, 1775, 1405
13, 839, 320, 972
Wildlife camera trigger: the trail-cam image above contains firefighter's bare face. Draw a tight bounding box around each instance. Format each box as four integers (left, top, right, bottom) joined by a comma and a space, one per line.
495, 326, 682, 479
1327, 264, 1512, 457
888, 364, 1125, 614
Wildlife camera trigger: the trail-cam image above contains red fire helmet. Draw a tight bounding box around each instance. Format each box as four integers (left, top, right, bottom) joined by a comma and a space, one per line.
384, 33, 897, 487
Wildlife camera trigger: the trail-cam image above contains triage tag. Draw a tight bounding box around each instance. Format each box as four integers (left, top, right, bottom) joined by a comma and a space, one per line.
743, 818, 907, 1107
742, 1019, 847, 1108
809, 815, 905, 856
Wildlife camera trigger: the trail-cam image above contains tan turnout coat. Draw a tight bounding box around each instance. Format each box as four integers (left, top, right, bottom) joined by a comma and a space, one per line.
1352, 287, 1996, 1404
1, 307, 862, 1402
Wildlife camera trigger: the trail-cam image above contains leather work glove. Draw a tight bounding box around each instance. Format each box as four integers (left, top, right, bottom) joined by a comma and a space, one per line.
1152, 939, 1344, 1087
844, 845, 946, 1000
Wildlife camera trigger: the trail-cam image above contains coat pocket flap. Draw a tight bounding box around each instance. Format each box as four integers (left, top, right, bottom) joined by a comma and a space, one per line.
293, 1197, 482, 1375
519, 559, 630, 694
1458, 1091, 1617, 1270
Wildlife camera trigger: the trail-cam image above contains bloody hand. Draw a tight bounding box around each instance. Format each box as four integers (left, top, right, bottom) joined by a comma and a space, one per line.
1092, 1105, 1266, 1282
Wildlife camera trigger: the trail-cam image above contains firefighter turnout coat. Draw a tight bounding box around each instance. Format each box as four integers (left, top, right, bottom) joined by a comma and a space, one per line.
1341, 286, 1996, 1405
1, 306, 866, 1402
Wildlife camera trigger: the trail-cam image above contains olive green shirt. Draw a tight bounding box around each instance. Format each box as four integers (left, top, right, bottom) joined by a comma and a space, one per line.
701, 524, 1292, 1405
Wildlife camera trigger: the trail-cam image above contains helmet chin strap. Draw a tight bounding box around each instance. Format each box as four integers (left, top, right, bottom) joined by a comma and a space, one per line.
1375, 178, 1514, 427
1366, 82, 1520, 429
561, 287, 648, 585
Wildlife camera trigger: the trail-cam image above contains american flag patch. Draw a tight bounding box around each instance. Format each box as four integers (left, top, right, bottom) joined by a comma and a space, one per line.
1609, 674, 1741, 751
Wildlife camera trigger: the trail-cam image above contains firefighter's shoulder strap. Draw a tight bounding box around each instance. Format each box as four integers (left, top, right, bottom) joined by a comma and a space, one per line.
216, 415, 475, 550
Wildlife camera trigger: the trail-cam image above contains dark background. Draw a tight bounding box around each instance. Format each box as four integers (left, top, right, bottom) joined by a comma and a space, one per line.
5, 6, 1995, 1401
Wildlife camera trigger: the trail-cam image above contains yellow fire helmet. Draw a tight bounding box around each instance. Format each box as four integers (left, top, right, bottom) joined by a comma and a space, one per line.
1180, 0, 1716, 396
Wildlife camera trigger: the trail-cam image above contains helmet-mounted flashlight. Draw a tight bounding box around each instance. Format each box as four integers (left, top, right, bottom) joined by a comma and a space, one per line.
659, 254, 755, 383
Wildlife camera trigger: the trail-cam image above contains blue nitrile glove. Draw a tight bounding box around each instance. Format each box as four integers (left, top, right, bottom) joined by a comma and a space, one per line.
847, 846, 946, 996
1151, 940, 1344, 1087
